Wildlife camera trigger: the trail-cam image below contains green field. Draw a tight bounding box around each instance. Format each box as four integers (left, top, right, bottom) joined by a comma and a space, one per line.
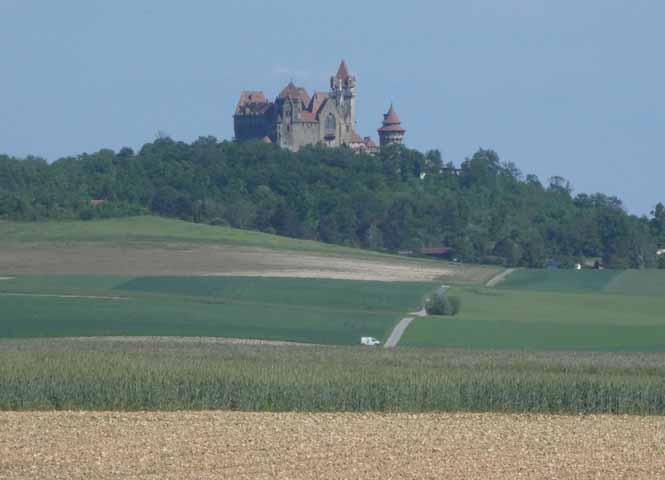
2, 338, 664, 414
403, 269, 665, 351
0, 216, 359, 253
497, 269, 621, 293
0, 275, 434, 344
499, 268, 665, 296
3, 217, 665, 354
0, 216, 428, 262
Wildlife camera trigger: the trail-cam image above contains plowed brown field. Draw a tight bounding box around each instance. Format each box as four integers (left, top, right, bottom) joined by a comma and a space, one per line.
0, 244, 494, 282
1, 412, 663, 479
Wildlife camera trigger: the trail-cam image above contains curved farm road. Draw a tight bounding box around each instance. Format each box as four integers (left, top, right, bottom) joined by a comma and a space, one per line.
485, 267, 517, 287
384, 308, 426, 348
2, 411, 664, 479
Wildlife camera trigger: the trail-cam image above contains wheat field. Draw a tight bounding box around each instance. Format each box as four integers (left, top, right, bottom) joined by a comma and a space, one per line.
1, 411, 664, 479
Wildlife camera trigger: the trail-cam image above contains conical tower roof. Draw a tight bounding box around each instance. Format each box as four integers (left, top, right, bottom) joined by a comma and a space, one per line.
335, 60, 350, 79
378, 104, 405, 133
383, 104, 401, 125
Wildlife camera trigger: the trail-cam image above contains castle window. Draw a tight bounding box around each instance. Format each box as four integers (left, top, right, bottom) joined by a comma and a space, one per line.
325, 113, 336, 131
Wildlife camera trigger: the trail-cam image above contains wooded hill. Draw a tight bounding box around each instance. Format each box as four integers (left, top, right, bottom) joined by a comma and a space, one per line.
2, 138, 664, 268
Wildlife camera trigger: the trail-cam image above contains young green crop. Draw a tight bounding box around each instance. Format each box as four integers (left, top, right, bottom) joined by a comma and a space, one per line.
403, 286, 665, 351
1, 338, 664, 414
0, 276, 435, 344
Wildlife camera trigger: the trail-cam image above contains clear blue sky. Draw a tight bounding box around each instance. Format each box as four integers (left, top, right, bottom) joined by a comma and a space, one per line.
1, 0, 663, 214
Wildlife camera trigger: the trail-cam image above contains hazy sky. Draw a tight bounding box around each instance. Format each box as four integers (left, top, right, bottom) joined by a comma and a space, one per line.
1, 1, 663, 214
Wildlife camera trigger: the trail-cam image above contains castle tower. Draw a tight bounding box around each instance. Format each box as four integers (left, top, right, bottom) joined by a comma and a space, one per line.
378, 104, 406, 146
330, 60, 356, 129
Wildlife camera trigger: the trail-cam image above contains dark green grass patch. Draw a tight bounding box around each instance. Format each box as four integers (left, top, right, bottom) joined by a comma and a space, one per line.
0, 295, 397, 344
0, 276, 434, 344
116, 276, 433, 313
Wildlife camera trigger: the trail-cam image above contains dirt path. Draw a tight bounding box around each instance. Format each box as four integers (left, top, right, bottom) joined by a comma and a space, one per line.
384, 308, 426, 348
1, 411, 663, 480
485, 267, 517, 287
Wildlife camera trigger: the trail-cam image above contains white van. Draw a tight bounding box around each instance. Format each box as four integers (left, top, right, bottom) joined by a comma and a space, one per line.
361, 336, 381, 346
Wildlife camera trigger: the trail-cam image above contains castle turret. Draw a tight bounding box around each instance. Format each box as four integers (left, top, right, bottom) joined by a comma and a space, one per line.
378, 104, 406, 146
330, 60, 356, 129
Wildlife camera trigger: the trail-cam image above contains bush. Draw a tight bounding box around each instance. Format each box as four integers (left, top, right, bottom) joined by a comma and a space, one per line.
425, 287, 461, 316
449, 295, 461, 314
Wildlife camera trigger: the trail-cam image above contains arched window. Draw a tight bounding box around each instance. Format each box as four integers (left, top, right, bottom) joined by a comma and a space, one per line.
325, 113, 336, 131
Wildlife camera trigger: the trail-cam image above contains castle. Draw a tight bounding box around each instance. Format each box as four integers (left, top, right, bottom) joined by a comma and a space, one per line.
233, 60, 405, 152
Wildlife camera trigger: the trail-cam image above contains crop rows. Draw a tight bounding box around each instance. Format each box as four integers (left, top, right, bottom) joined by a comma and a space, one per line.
2, 338, 665, 414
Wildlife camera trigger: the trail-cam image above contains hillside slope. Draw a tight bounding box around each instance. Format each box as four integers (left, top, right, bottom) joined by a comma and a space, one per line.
0, 216, 498, 283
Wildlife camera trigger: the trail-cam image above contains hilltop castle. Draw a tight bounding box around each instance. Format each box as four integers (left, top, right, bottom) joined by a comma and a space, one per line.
233, 60, 405, 152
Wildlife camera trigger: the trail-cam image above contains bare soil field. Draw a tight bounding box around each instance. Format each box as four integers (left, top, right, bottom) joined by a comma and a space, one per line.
1, 412, 663, 480
0, 243, 494, 283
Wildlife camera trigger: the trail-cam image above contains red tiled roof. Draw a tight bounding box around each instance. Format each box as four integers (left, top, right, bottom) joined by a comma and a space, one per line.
278, 82, 298, 98
308, 92, 329, 115
238, 91, 266, 105
383, 104, 401, 125
278, 82, 310, 107
297, 88, 310, 107
336, 60, 350, 79
378, 104, 405, 133
235, 91, 271, 114
298, 111, 318, 122
363, 137, 377, 148
349, 130, 365, 143
378, 123, 406, 133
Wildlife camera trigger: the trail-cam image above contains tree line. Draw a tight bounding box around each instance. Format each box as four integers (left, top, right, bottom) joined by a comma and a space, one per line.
1, 137, 664, 268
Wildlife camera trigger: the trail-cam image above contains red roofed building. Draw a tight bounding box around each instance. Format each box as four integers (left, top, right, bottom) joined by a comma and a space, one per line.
233, 60, 403, 153
378, 104, 406, 147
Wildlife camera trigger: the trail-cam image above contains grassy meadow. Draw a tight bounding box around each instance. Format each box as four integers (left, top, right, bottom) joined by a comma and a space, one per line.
499, 267, 665, 296
497, 269, 621, 293
0, 216, 458, 267
403, 269, 665, 351
0, 275, 433, 344
2, 338, 664, 414
0, 216, 366, 255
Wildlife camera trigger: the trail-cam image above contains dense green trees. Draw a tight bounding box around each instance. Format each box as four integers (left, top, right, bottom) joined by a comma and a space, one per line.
1, 140, 662, 268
